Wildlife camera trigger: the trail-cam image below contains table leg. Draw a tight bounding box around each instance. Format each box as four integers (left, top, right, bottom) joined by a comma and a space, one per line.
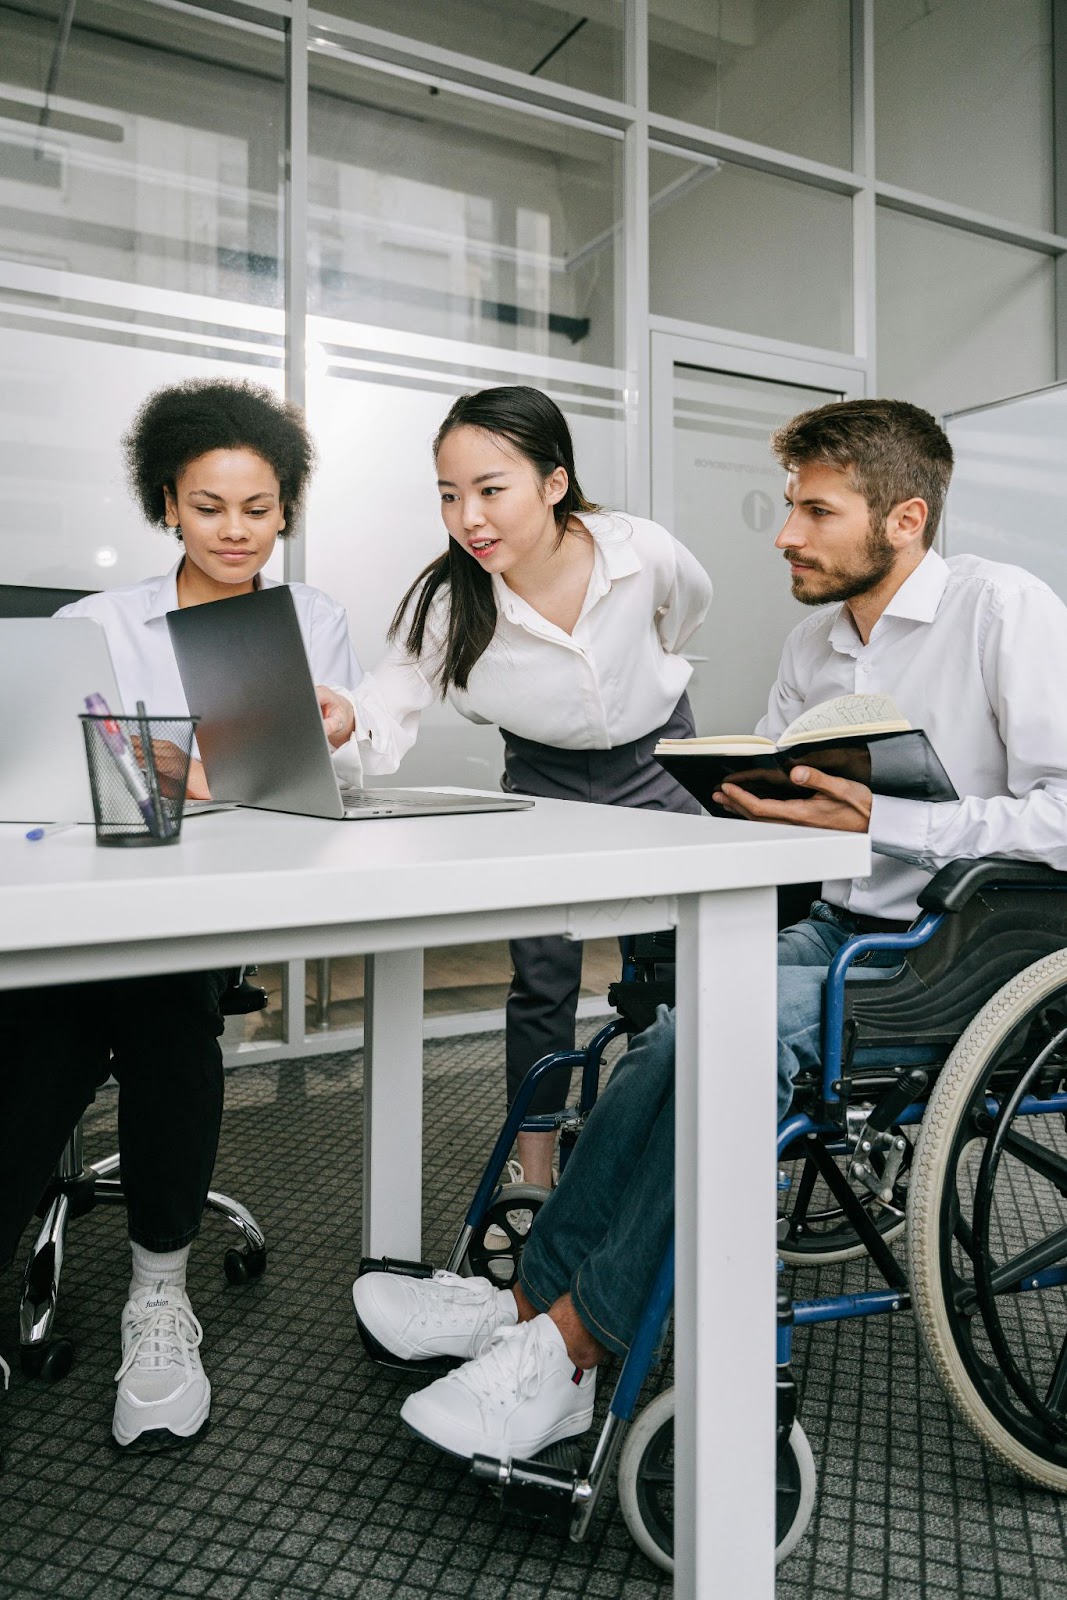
362, 948, 425, 1259
672, 886, 778, 1599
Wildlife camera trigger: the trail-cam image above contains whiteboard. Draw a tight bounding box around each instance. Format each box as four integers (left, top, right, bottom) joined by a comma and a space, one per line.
942, 382, 1067, 603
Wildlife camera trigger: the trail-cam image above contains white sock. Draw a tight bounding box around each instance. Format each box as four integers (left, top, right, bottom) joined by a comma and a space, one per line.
129, 1242, 190, 1300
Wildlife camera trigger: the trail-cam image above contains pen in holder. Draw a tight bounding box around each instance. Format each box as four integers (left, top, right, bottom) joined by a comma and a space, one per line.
80, 696, 199, 847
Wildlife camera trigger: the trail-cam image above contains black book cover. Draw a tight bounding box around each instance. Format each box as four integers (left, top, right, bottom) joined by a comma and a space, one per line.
656, 727, 958, 818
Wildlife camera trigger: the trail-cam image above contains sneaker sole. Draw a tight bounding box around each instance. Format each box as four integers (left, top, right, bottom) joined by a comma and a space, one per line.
112, 1414, 210, 1454
354, 1313, 462, 1376
401, 1402, 594, 1463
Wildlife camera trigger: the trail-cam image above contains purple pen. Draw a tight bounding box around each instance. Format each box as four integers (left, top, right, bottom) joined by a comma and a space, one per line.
83, 693, 170, 838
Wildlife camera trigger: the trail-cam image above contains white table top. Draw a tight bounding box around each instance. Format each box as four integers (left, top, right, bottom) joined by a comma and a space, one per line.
0, 799, 869, 960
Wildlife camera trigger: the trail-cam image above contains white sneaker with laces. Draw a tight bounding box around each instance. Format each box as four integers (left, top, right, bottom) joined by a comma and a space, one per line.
353, 1269, 517, 1361
400, 1312, 596, 1461
112, 1283, 211, 1451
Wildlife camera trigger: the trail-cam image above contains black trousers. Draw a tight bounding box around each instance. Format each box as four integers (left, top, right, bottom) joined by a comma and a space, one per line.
0, 970, 229, 1273
501, 693, 699, 1116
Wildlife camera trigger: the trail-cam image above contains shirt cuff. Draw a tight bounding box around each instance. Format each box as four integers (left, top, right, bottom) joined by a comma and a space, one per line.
868, 793, 933, 867
331, 738, 364, 791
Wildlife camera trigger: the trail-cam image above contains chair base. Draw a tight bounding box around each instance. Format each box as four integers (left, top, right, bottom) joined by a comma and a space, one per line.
19, 1133, 266, 1379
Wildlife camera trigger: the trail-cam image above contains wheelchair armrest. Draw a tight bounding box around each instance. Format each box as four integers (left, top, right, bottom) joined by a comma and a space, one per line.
917, 857, 1067, 914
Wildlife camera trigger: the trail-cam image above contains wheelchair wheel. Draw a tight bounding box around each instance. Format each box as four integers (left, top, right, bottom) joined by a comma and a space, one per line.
461, 1183, 550, 1289
909, 948, 1067, 1491
616, 1388, 816, 1572
778, 1135, 910, 1265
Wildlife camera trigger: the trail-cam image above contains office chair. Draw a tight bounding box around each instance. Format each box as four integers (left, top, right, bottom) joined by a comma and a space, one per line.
1, 581, 268, 1379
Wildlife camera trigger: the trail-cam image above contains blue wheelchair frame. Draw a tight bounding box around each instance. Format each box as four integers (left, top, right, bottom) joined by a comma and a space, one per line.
360, 879, 1067, 1548
467, 903, 1067, 1543
780, 917, 1067, 1344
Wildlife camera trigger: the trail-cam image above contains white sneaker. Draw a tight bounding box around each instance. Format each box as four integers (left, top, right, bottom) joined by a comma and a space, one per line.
400, 1313, 596, 1461
112, 1284, 211, 1451
353, 1269, 517, 1362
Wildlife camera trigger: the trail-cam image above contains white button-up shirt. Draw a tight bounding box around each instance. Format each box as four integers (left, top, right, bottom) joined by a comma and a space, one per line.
56, 561, 366, 788
346, 512, 713, 772
758, 548, 1067, 920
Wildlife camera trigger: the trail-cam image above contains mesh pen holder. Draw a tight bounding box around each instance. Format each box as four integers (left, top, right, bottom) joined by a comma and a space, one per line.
80, 713, 199, 847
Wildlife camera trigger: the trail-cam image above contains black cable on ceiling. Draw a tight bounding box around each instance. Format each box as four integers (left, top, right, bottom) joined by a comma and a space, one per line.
529, 16, 587, 77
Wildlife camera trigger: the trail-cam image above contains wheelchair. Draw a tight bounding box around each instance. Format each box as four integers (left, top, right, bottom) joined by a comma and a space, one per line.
356, 857, 1067, 1572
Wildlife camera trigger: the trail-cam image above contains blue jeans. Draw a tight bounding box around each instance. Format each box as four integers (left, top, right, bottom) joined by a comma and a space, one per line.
518, 906, 899, 1354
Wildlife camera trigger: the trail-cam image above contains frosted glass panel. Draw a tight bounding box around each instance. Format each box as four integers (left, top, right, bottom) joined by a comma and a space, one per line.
943, 384, 1067, 604
875, 0, 1053, 231
0, 279, 287, 592
0, 1, 288, 592
649, 0, 852, 169
0, 2, 285, 306
308, 53, 621, 369
650, 153, 852, 352
876, 210, 1055, 419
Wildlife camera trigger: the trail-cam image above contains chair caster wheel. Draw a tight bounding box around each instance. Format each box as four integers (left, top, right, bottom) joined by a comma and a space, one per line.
224, 1245, 267, 1285
21, 1337, 74, 1382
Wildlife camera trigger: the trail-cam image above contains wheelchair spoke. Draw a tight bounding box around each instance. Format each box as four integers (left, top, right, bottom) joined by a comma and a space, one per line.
947, 1180, 976, 1260
985, 1224, 1067, 1295
1000, 1128, 1067, 1195
788, 1152, 820, 1229
1044, 1331, 1067, 1419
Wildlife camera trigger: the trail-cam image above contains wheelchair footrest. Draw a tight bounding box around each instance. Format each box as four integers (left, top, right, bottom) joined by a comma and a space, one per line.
354, 1256, 461, 1376
472, 1449, 586, 1527
357, 1255, 438, 1279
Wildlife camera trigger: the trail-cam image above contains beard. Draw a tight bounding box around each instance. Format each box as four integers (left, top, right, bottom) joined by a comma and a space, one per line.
784, 522, 897, 606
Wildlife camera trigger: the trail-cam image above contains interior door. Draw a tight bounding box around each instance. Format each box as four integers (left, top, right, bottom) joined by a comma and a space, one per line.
651, 335, 864, 734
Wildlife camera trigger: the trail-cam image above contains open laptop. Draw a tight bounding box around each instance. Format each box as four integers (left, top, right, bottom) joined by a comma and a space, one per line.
0, 618, 121, 823
166, 586, 532, 822
0, 618, 232, 825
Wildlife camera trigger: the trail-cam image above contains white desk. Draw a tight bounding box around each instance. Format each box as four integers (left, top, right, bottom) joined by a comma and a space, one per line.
0, 800, 868, 1598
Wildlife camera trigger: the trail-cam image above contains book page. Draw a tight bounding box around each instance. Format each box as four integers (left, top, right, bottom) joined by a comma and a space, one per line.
779, 692, 909, 747
655, 734, 775, 752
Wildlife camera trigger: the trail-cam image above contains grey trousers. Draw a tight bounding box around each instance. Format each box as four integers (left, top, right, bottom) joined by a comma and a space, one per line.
501, 694, 699, 1115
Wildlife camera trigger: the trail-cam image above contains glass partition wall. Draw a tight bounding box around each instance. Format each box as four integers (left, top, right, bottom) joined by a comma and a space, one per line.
2, 0, 1064, 1059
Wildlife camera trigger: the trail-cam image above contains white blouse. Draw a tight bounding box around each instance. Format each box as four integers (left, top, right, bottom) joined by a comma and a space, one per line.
345, 512, 713, 775
56, 560, 366, 788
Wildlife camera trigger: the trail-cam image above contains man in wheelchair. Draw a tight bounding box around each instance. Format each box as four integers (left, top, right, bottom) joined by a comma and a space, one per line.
354, 397, 1067, 1468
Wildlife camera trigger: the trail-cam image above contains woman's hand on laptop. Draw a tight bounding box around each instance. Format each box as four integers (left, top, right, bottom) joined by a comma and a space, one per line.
316, 686, 356, 748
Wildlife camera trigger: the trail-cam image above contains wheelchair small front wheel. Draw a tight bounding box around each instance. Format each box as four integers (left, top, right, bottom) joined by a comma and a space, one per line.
778, 1136, 910, 1265
460, 1183, 550, 1289
616, 1388, 816, 1572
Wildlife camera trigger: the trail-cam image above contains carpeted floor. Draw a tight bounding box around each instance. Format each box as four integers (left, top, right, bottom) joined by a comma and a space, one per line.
2, 1027, 1067, 1599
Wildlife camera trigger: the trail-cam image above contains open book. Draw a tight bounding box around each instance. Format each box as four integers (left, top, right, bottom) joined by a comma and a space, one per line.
655, 692, 958, 816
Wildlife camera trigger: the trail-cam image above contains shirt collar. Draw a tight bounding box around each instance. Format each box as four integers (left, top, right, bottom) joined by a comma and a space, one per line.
143, 560, 183, 622
492, 515, 641, 623
828, 547, 949, 653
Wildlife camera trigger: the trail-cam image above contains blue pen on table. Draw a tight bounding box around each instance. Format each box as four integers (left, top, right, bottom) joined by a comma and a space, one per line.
25, 821, 78, 842
83, 693, 172, 840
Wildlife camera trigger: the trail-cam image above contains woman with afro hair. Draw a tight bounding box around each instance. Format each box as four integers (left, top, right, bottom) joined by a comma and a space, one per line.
1, 378, 365, 1455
